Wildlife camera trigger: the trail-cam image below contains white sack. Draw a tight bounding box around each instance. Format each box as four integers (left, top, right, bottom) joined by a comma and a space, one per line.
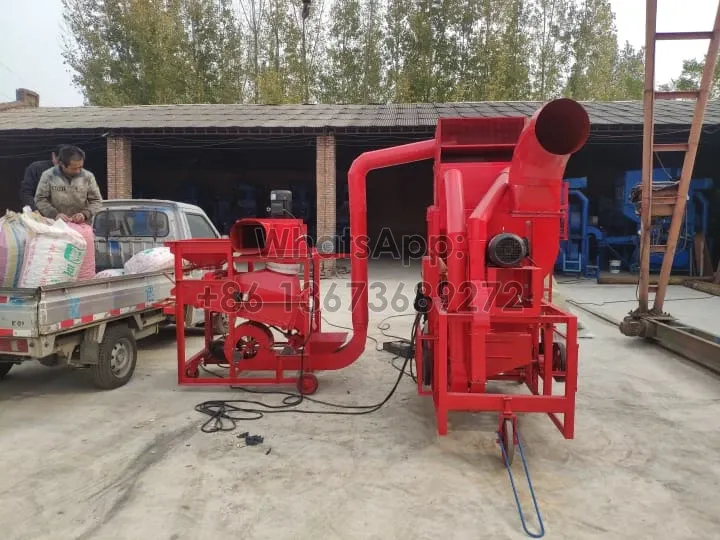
18, 214, 87, 287
94, 268, 126, 279
124, 247, 176, 275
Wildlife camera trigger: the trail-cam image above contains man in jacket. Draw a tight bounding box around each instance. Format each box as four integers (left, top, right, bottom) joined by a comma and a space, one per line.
34, 145, 103, 223
19, 145, 66, 210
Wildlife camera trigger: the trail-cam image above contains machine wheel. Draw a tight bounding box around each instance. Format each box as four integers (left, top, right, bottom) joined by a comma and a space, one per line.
91, 325, 138, 390
500, 418, 515, 466
297, 373, 319, 395
229, 321, 274, 362
185, 366, 200, 378
0, 362, 13, 380
552, 342, 567, 382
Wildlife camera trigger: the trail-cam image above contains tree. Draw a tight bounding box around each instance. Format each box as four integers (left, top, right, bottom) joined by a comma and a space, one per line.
237, 0, 267, 102
61, 0, 245, 106
529, 0, 574, 100
61, 0, 649, 106
255, 0, 329, 104
181, 0, 244, 103
383, 0, 414, 100
610, 41, 644, 100
485, 0, 534, 100
660, 55, 720, 99
321, 0, 385, 103
563, 0, 620, 100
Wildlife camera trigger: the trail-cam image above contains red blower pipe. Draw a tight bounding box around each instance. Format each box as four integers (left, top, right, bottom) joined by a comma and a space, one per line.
343, 139, 436, 358
508, 98, 590, 203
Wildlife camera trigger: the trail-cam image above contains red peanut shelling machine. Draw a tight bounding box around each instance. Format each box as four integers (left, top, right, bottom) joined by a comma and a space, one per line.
166, 99, 587, 476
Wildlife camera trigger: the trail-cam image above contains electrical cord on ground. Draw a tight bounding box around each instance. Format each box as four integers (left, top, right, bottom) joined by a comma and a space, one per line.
322, 312, 419, 381
320, 312, 416, 352
194, 313, 422, 434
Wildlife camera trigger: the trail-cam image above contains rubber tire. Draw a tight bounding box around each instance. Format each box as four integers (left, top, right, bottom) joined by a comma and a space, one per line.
297, 373, 319, 395
0, 363, 13, 380
91, 325, 138, 390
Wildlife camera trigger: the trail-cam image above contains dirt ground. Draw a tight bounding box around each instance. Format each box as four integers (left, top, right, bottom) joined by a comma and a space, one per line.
1, 261, 719, 540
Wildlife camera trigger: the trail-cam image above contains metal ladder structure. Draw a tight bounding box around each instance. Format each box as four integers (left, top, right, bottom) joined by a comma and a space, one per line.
619, 0, 720, 373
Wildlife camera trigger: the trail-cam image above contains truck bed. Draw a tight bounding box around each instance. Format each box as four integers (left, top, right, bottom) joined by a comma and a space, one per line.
0, 272, 176, 338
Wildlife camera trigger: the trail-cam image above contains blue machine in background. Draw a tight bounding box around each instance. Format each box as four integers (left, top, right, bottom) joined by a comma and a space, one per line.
600, 168, 712, 274
555, 169, 713, 277
555, 177, 603, 277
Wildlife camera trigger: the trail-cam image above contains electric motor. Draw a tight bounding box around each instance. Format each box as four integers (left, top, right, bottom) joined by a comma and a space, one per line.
487, 233, 528, 267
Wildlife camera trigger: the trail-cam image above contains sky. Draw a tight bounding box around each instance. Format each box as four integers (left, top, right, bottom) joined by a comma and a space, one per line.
0, 0, 718, 107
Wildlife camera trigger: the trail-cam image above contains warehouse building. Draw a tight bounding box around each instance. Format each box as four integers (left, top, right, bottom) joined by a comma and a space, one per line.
2, 88, 720, 272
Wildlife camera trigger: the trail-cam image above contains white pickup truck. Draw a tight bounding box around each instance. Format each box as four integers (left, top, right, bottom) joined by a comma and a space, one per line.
0, 199, 224, 389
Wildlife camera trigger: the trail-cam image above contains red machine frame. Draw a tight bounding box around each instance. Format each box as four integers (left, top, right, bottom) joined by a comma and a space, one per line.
166, 219, 349, 395
166, 97, 587, 461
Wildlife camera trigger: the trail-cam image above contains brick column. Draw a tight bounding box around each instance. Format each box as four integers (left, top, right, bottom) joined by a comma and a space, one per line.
316, 134, 336, 276
107, 136, 132, 199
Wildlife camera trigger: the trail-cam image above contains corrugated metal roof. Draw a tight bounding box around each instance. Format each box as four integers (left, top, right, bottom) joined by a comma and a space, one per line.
1, 100, 719, 132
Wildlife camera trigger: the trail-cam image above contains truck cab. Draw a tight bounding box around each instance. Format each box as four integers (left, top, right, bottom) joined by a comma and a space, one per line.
91, 199, 221, 271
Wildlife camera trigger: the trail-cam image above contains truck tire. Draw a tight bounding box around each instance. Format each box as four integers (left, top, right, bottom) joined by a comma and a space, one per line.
0, 362, 13, 380
92, 325, 138, 390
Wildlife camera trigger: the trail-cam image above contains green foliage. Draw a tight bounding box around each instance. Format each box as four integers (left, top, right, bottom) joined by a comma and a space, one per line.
320, 0, 384, 103
611, 41, 644, 100
529, 0, 574, 100
563, 0, 618, 100
660, 55, 720, 99
61, 0, 652, 105
62, 0, 244, 106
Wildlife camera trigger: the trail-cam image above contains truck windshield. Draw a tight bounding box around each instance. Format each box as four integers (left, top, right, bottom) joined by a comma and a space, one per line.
93, 209, 170, 238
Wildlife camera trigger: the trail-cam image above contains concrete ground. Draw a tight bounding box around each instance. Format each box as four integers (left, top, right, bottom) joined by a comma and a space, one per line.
1, 260, 720, 540
555, 277, 720, 334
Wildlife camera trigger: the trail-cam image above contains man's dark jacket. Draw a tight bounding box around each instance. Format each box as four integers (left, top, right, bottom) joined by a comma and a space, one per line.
19, 160, 54, 210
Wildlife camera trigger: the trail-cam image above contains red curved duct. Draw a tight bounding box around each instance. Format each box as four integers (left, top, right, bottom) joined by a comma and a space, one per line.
333, 139, 436, 365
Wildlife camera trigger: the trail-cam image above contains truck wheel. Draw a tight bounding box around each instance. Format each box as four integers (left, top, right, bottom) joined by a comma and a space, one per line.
92, 325, 137, 390
0, 363, 13, 380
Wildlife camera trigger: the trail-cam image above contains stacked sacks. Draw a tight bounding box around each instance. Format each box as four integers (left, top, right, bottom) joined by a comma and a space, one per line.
17, 209, 88, 288
0, 208, 57, 287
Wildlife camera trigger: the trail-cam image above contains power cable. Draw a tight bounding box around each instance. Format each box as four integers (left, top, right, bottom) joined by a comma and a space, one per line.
193, 313, 421, 434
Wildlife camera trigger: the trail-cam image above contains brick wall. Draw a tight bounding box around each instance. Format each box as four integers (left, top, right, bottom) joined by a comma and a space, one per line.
316, 134, 336, 276
107, 136, 132, 199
